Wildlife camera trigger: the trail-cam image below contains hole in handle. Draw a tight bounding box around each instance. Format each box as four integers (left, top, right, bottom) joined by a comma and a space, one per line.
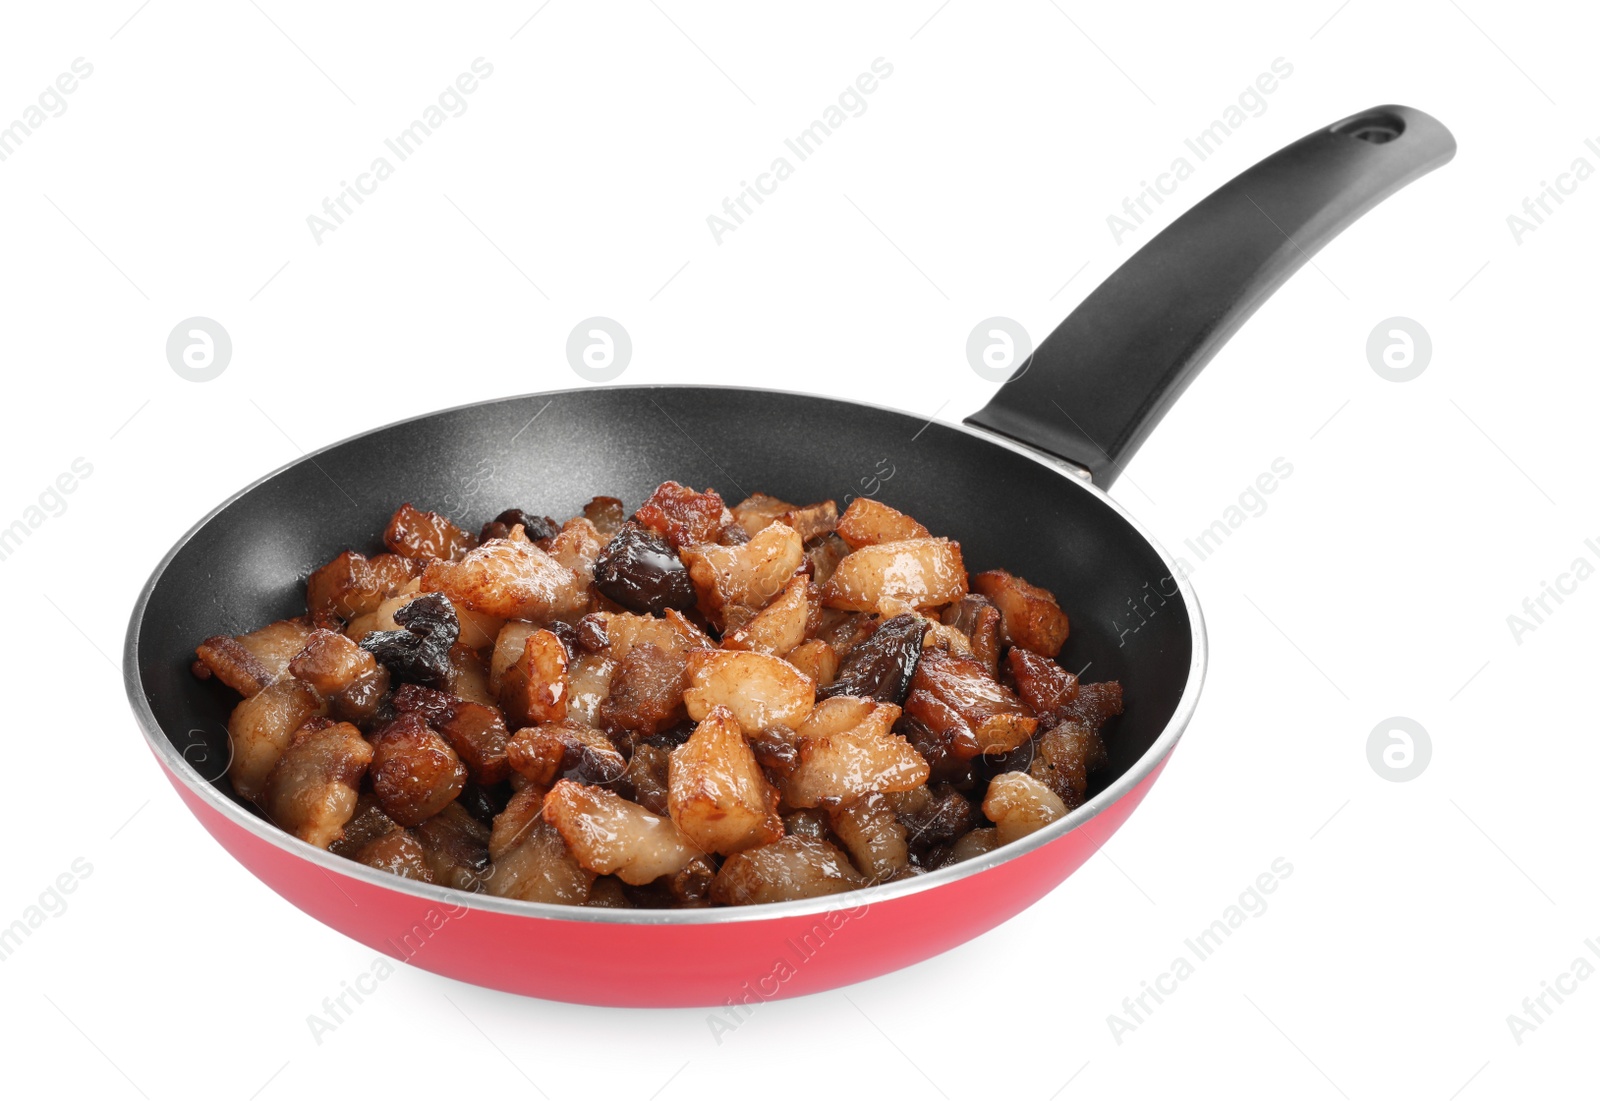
1331, 110, 1405, 144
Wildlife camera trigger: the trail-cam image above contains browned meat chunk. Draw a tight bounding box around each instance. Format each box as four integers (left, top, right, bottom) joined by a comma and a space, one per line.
195, 617, 315, 697
305, 550, 421, 627
506, 720, 628, 787
369, 713, 468, 826
391, 683, 511, 785
1029, 721, 1108, 807
1005, 647, 1080, 723
634, 481, 730, 550
384, 502, 476, 561
902, 648, 1037, 760
599, 642, 689, 738
973, 569, 1070, 657
942, 594, 1002, 675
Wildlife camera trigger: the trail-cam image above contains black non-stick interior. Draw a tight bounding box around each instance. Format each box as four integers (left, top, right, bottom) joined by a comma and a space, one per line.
131, 386, 1195, 807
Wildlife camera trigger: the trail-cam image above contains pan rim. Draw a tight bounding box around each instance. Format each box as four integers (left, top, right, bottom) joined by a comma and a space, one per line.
122, 382, 1207, 927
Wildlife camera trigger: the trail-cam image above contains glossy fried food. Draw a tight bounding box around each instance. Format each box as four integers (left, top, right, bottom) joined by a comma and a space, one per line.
193, 486, 1124, 907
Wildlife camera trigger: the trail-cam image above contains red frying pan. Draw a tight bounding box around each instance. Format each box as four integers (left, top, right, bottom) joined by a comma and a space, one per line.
124, 105, 1455, 1006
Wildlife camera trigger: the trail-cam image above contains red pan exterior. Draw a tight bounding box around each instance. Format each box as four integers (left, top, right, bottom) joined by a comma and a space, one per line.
161, 750, 1171, 1007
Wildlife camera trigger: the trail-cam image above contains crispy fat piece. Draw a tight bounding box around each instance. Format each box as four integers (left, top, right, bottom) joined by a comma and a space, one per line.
486, 818, 593, 903
592, 611, 714, 668
452, 604, 506, 652
942, 594, 1003, 675
545, 516, 605, 588
720, 575, 818, 657
326, 662, 391, 726
681, 521, 804, 631
785, 638, 839, 688
498, 628, 570, 728
331, 794, 400, 859
829, 793, 909, 882
414, 802, 491, 892
784, 696, 928, 808
196, 617, 315, 697
437, 696, 510, 784
982, 771, 1069, 845
779, 500, 838, 543
710, 836, 865, 905
291, 628, 390, 724
543, 780, 702, 885
288, 628, 379, 695
445, 643, 497, 708
730, 493, 793, 538
488, 785, 547, 861
948, 826, 999, 864
489, 621, 537, 695
582, 495, 627, 538
195, 635, 272, 698
355, 829, 434, 881
668, 706, 783, 855
1028, 721, 1107, 807
1005, 647, 1080, 724
805, 533, 851, 588
566, 652, 616, 728
260, 721, 373, 849
422, 535, 587, 622
342, 587, 421, 643
820, 538, 967, 614
835, 498, 930, 549
683, 649, 815, 732
227, 679, 327, 801
1057, 680, 1125, 734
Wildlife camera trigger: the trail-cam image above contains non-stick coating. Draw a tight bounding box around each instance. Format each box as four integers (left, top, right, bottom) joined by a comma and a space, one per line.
132, 386, 1194, 811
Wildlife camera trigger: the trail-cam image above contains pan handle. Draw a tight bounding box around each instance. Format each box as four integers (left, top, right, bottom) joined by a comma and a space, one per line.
964, 104, 1456, 485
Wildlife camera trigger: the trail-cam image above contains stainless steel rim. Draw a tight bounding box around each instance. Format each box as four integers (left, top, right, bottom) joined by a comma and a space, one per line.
122, 383, 1208, 927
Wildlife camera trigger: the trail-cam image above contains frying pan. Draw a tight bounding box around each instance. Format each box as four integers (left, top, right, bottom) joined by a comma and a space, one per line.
124, 105, 1455, 1007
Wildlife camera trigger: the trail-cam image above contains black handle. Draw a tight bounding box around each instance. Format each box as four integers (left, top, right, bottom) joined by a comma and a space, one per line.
965, 105, 1456, 485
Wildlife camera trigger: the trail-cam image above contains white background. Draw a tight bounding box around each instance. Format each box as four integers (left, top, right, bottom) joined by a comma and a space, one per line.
1, 2, 1594, 1098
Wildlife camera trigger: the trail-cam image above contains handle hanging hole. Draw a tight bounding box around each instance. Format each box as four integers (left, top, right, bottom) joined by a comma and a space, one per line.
1331, 110, 1405, 144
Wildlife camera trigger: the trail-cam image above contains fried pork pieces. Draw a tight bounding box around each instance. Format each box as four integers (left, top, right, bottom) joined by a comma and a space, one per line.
192, 486, 1123, 908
